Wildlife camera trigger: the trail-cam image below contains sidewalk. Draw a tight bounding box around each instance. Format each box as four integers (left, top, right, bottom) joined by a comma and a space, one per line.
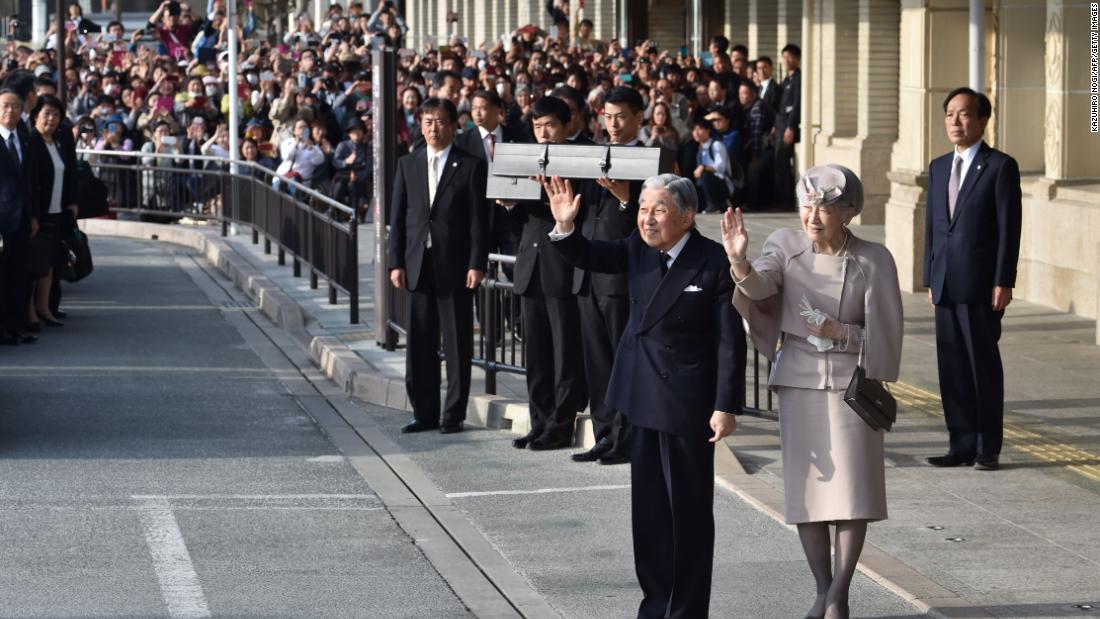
87, 214, 1100, 618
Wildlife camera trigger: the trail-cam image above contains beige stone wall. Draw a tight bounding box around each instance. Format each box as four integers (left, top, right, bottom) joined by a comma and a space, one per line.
1016, 183, 1100, 319
993, 0, 1045, 173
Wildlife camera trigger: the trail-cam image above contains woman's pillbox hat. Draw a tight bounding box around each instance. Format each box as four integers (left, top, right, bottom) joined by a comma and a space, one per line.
796, 164, 864, 215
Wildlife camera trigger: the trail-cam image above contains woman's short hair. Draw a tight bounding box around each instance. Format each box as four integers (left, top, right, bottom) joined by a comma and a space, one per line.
642, 173, 699, 214
796, 164, 864, 216
30, 93, 65, 121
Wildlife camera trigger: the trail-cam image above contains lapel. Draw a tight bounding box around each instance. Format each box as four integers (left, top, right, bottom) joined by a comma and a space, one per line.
431, 147, 462, 210
412, 148, 430, 213
949, 143, 990, 228
637, 231, 705, 334
0, 131, 19, 173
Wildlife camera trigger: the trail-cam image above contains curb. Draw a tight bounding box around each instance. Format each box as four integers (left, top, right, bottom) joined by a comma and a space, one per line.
84, 219, 987, 618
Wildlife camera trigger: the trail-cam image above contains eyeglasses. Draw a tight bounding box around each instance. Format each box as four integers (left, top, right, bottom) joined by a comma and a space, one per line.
0, 102, 22, 111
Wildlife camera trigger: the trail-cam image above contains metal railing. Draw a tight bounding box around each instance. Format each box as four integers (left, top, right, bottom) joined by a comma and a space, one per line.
78, 149, 360, 323
382, 250, 774, 414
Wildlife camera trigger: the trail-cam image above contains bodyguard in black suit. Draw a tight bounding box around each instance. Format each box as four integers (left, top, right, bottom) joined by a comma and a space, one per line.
755, 56, 783, 115
546, 173, 745, 618
774, 45, 801, 209
388, 98, 490, 434
924, 88, 1022, 471
570, 87, 647, 465
0, 87, 39, 344
454, 89, 524, 266
501, 97, 587, 451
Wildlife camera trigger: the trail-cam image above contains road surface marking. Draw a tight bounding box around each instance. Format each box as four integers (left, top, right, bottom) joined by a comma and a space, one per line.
894, 382, 1100, 483
446, 484, 631, 499
134, 497, 211, 619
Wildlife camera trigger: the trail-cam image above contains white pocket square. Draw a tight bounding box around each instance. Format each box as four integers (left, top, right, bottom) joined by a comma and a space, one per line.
683, 284, 703, 292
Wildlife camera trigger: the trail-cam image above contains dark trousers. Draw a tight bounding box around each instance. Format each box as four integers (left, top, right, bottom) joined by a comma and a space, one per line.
693, 172, 729, 213
577, 290, 630, 453
521, 290, 585, 441
631, 426, 715, 619
0, 228, 31, 334
405, 254, 474, 425
744, 152, 774, 210
934, 301, 1005, 457
773, 138, 796, 208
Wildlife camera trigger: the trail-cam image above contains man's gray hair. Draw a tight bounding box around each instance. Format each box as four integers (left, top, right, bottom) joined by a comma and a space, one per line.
642, 173, 699, 214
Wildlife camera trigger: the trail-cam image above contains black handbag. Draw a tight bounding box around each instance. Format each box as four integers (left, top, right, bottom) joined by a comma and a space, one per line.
62, 227, 94, 282
843, 336, 897, 432
75, 161, 110, 219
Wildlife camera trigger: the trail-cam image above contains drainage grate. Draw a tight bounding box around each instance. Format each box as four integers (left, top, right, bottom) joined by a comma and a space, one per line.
174, 249, 201, 257
221, 301, 255, 309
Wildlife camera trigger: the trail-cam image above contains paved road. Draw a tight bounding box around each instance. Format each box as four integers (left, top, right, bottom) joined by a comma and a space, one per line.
0, 238, 467, 618
0, 235, 927, 618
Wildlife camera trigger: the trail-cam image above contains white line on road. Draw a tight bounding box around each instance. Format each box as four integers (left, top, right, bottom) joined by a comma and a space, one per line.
445, 484, 631, 499
134, 497, 212, 619
132, 494, 375, 499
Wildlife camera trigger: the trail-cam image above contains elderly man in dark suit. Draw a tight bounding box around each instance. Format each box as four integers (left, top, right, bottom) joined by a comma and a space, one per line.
0, 87, 38, 345
388, 98, 490, 434
546, 173, 746, 618
924, 87, 1022, 471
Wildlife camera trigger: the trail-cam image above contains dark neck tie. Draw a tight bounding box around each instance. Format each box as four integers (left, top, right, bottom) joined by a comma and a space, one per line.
488, 133, 496, 161
660, 252, 670, 276
7, 132, 20, 171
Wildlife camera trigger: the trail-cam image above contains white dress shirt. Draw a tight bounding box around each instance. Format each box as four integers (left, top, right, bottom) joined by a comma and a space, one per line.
662, 230, 691, 267
953, 139, 984, 187
477, 125, 503, 161
424, 143, 454, 249
46, 142, 65, 214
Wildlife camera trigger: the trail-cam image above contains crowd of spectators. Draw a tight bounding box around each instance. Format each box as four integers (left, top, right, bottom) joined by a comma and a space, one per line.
1, 0, 801, 220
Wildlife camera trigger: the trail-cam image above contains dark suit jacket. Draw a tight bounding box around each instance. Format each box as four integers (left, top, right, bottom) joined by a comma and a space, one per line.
0, 126, 36, 235
573, 142, 645, 296
923, 142, 1022, 305
775, 69, 801, 142
509, 195, 574, 297
759, 79, 782, 115
28, 130, 79, 219
453, 125, 523, 162
552, 228, 746, 437
387, 144, 489, 294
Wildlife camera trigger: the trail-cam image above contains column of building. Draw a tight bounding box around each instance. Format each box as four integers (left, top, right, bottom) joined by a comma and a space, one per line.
748, 0, 778, 59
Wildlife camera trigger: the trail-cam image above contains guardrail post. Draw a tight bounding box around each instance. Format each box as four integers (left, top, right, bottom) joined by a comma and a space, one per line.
310, 270, 318, 289
278, 248, 285, 266
484, 267, 498, 395
252, 227, 258, 244
329, 283, 337, 305
264, 238, 271, 254
349, 215, 359, 324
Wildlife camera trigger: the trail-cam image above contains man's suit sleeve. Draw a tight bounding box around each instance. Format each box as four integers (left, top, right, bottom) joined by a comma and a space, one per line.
994, 156, 1022, 289
549, 229, 629, 274
468, 157, 490, 271
789, 73, 801, 134
714, 262, 746, 413
387, 158, 408, 269
922, 160, 935, 289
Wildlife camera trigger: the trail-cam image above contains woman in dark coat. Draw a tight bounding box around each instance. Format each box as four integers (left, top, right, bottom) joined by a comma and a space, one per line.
27, 94, 79, 328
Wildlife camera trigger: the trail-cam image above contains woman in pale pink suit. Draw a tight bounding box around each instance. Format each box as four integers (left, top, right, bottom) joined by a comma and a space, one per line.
722, 165, 903, 619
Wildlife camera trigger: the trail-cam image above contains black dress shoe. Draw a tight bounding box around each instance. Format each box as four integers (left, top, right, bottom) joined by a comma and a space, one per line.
926, 453, 975, 467
16, 332, 38, 344
439, 422, 464, 434
528, 436, 572, 451
41, 318, 64, 328
571, 441, 612, 462
54, 310, 67, 319
513, 432, 540, 449
974, 456, 1000, 471
598, 450, 630, 465
401, 420, 441, 434
27, 322, 42, 333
